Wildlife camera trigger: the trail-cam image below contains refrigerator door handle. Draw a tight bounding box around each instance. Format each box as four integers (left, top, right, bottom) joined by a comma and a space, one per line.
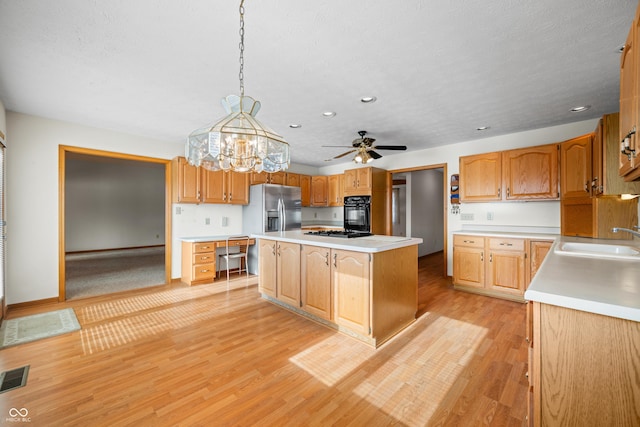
277, 198, 283, 232
280, 197, 286, 231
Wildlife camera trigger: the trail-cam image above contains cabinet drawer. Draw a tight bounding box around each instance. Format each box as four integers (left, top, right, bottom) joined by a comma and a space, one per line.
193, 252, 216, 264
194, 242, 216, 253
453, 235, 484, 248
488, 238, 525, 251
192, 262, 216, 281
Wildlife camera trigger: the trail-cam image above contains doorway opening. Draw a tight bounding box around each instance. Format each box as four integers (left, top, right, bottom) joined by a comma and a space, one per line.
388, 163, 447, 277
59, 146, 172, 301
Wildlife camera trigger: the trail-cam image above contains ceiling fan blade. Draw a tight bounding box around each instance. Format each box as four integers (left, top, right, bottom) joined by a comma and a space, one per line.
324, 149, 357, 161
373, 145, 407, 151
322, 145, 353, 147
368, 150, 383, 159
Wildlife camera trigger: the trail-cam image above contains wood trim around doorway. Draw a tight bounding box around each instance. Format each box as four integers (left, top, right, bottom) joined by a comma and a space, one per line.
386, 163, 448, 277
58, 145, 172, 302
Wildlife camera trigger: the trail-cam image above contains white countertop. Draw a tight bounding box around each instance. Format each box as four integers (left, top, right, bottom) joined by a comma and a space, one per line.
252, 230, 423, 253
524, 236, 640, 322
180, 235, 246, 243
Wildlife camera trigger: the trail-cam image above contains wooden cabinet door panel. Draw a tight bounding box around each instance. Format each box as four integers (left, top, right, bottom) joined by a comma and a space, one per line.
333, 250, 370, 335
201, 169, 226, 203
561, 134, 592, 199
356, 168, 372, 192
503, 144, 559, 200
269, 171, 286, 185
620, 19, 636, 177
300, 175, 311, 207
487, 250, 526, 295
286, 172, 301, 187
173, 157, 200, 203
276, 242, 301, 307
528, 240, 552, 284
311, 176, 328, 206
459, 152, 502, 201
328, 174, 344, 206
453, 247, 484, 288
344, 169, 358, 193
301, 246, 332, 320
228, 171, 249, 205
258, 239, 278, 298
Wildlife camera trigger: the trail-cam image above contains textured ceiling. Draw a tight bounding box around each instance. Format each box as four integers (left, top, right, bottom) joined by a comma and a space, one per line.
0, 0, 636, 167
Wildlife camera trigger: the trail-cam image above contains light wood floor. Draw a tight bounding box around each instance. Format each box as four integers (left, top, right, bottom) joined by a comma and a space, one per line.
0, 252, 528, 426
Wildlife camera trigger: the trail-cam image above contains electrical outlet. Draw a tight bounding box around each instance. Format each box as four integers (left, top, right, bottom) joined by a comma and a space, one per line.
205, 218, 210, 225
221, 216, 228, 227
175, 206, 182, 215
461, 213, 474, 221
487, 212, 494, 221
333, 212, 337, 218
314, 212, 317, 218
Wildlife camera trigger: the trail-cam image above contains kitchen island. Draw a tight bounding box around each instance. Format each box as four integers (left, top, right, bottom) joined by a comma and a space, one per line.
523, 236, 640, 425
253, 231, 423, 348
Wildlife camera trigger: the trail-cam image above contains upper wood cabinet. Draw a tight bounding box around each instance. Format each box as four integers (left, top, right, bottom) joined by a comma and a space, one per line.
249, 171, 286, 185
459, 152, 502, 202
171, 156, 249, 205
300, 175, 311, 207
172, 157, 200, 203
285, 172, 300, 187
592, 113, 640, 195
344, 167, 376, 195
200, 169, 249, 204
460, 145, 559, 202
619, 9, 640, 181
503, 144, 559, 200
560, 134, 592, 199
328, 174, 344, 206
310, 176, 328, 206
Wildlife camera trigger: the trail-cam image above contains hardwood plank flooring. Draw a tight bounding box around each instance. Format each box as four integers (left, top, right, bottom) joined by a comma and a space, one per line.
0, 252, 528, 426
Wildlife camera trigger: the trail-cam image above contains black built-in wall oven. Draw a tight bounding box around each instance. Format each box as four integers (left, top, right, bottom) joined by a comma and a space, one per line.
344, 196, 371, 233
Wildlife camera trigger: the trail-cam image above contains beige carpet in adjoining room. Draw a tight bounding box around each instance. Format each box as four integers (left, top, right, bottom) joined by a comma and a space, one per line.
65, 247, 165, 300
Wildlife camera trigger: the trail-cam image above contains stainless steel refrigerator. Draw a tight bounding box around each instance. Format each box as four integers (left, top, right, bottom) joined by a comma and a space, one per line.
243, 184, 301, 274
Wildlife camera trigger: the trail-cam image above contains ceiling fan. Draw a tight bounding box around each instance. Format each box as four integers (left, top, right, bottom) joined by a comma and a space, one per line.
324, 131, 407, 163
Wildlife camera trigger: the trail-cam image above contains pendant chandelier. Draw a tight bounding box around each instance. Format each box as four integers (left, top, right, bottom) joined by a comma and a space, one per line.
185, 0, 290, 173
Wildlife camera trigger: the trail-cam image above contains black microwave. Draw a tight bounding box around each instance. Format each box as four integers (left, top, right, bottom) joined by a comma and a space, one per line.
344, 196, 371, 233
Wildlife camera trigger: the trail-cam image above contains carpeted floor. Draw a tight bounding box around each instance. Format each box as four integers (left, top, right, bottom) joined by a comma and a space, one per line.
65, 247, 165, 300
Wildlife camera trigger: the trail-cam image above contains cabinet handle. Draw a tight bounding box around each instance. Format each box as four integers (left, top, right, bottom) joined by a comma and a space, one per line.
499, 242, 513, 246
325, 252, 330, 266
333, 253, 337, 268
525, 372, 529, 379
277, 245, 281, 256
229, 192, 232, 201
201, 246, 210, 249
497, 188, 501, 198
489, 253, 493, 262
201, 256, 209, 259
507, 187, 510, 197
201, 269, 209, 273
272, 244, 276, 255
463, 240, 474, 244
584, 182, 589, 192
480, 251, 484, 262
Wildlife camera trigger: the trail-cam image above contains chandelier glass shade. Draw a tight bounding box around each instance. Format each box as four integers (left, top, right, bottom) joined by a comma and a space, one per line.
185, 0, 290, 173
353, 146, 373, 164
186, 95, 289, 173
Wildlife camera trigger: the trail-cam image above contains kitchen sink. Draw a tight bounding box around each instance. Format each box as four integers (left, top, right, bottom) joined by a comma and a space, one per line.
554, 241, 640, 260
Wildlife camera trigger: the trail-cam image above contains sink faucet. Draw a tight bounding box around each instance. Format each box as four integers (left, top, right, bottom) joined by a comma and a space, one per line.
611, 227, 640, 238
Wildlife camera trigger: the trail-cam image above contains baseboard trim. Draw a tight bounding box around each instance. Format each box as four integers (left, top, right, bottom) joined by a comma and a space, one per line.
8, 297, 59, 311
66, 245, 165, 255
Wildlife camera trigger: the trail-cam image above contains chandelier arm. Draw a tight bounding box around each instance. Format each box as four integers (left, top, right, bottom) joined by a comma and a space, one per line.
239, 0, 245, 97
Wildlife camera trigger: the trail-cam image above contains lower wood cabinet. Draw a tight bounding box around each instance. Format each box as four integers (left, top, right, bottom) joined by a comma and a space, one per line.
181, 241, 217, 285
259, 239, 418, 347
529, 302, 640, 425
453, 234, 552, 301
300, 245, 332, 320
258, 239, 300, 305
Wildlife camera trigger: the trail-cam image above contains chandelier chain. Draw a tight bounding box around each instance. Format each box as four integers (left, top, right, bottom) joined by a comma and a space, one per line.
239, 0, 245, 97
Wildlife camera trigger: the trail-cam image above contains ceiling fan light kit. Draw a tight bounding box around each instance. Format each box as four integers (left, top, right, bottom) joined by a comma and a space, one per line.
185, 0, 290, 174
325, 130, 407, 163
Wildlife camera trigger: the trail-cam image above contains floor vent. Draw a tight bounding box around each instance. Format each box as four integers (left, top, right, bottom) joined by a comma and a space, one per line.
0, 365, 29, 394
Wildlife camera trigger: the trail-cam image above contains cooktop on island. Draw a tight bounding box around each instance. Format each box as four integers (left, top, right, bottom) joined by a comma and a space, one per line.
304, 230, 373, 238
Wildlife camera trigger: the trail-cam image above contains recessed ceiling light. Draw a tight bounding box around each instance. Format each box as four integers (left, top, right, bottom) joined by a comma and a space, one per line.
476, 126, 490, 131
570, 105, 591, 113
322, 111, 336, 118
289, 124, 302, 128
360, 96, 377, 103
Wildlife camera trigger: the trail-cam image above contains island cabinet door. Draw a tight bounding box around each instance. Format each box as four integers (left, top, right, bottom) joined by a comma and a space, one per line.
276, 241, 301, 307
300, 245, 332, 320
333, 249, 371, 336
258, 239, 277, 298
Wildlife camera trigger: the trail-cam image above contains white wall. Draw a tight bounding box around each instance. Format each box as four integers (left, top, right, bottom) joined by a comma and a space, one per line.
0, 99, 6, 142
65, 156, 165, 251
411, 169, 444, 256
6, 112, 185, 304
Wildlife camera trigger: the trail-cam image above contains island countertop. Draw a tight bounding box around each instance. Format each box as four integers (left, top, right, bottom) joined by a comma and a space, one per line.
252, 231, 423, 253
524, 236, 640, 322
